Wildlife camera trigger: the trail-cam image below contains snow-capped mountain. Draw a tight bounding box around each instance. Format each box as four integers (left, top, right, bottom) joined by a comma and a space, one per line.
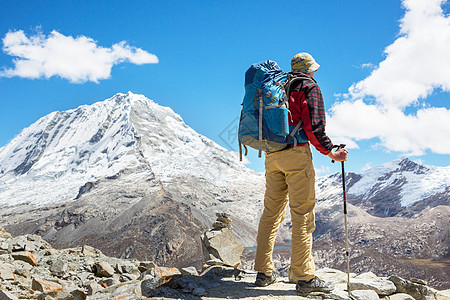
315, 158, 450, 217
0, 92, 262, 210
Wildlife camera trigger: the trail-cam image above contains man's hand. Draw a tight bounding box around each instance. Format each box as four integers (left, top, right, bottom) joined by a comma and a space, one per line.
328, 148, 348, 162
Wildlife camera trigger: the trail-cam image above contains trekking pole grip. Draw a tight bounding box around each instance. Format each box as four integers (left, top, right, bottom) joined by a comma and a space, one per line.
331, 144, 346, 163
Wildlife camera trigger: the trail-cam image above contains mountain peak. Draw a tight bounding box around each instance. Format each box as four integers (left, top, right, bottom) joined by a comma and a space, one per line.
396, 157, 429, 174
0, 93, 251, 208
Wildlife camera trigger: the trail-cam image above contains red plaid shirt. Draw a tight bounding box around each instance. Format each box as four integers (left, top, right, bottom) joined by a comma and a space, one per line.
289, 73, 333, 155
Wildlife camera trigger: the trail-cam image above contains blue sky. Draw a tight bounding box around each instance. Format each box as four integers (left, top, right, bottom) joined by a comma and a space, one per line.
1, 0, 449, 175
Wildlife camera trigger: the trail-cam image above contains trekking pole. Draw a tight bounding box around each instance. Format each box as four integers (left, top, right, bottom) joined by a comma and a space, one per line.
331, 144, 351, 296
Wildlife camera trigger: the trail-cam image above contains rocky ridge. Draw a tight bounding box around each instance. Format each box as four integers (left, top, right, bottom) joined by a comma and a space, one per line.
2, 227, 450, 300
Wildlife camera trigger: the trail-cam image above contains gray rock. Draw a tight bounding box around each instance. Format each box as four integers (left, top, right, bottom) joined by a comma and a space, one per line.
411, 278, 427, 286
0, 254, 13, 263
205, 258, 227, 266
327, 288, 352, 300
31, 276, 64, 293
316, 268, 349, 284
99, 276, 119, 287
181, 266, 198, 276
68, 289, 87, 300
0, 290, 18, 300
49, 259, 68, 277
0, 228, 13, 240
89, 281, 141, 299
350, 278, 396, 296
116, 261, 138, 274
81, 245, 103, 257
201, 228, 244, 268
435, 290, 450, 300
389, 276, 437, 300
141, 276, 163, 297
212, 220, 232, 229
215, 212, 231, 218
79, 271, 95, 287
8, 236, 27, 252
54, 287, 87, 300
94, 261, 115, 277
0, 241, 9, 254
12, 260, 33, 277
138, 261, 155, 273
0, 262, 15, 280
11, 251, 38, 266
355, 272, 380, 280
82, 256, 95, 272
351, 289, 380, 300
87, 281, 104, 295
119, 273, 139, 282
388, 293, 416, 300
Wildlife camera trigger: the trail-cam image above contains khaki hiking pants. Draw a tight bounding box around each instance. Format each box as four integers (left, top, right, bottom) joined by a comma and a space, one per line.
254, 144, 316, 281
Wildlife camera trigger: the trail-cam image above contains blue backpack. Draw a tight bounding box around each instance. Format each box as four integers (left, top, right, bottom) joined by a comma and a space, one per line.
238, 60, 306, 161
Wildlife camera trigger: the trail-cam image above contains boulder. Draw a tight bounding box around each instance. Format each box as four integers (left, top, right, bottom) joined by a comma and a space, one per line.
12, 260, 33, 277
89, 281, 141, 299
87, 281, 104, 296
388, 293, 416, 300
49, 259, 68, 277
31, 277, 64, 293
201, 227, 244, 268
327, 288, 352, 300
351, 289, 380, 300
316, 268, 349, 284
349, 278, 396, 296
141, 276, 163, 297
0, 262, 15, 281
81, 245, 103, 257
99, 275, 119, 287
11, 251, 38, 266
355, 272, 380, 280
116, 261, 138, 274
94, 261, 115, 277
389, 276, 437, 300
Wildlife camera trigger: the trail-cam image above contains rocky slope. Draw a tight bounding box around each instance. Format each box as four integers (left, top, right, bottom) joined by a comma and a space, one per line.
2, 227, 450, 300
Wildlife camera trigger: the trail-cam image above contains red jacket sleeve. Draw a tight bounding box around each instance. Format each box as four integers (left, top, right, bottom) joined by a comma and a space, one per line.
290, 81, 333, 155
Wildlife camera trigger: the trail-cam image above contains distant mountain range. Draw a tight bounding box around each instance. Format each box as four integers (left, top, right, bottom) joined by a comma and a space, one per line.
0, 92, 448, 288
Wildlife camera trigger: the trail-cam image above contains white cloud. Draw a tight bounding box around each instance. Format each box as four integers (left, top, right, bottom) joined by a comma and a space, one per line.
328, 0, 450, 156
0, 30, 158, 83
315, 165, 331, 176
360, 63, 375, 69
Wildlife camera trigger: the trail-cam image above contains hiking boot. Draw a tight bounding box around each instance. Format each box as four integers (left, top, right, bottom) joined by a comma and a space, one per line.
254, 272, 277, 287
296, 277, 335, 294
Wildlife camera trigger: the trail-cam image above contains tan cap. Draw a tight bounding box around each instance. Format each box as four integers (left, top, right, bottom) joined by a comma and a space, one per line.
291, 52, 320, 73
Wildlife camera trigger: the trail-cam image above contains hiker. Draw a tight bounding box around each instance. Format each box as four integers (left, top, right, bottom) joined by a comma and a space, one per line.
254, 53, 348, 293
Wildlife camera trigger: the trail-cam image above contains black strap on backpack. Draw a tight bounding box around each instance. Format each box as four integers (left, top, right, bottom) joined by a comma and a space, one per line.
283, 74, 305, 145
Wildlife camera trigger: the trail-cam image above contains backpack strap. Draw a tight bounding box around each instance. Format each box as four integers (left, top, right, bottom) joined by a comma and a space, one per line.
239, 140, 243, 161
285, 74, 305, 146
286, 120, 303, 144
239, 140, 248, 161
